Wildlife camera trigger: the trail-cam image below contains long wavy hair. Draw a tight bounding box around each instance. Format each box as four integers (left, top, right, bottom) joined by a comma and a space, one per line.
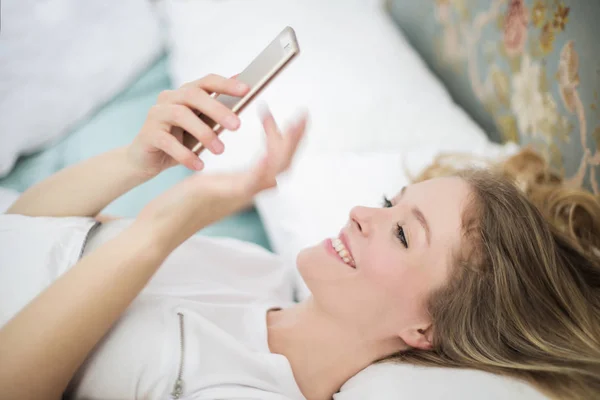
381, 147, 600, 399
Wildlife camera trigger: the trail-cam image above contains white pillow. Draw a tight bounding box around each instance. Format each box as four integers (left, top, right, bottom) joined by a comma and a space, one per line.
164, 0, 489, 172
334, 363, 547, 400
0, 0, 164, 177
254, 141, 547, 400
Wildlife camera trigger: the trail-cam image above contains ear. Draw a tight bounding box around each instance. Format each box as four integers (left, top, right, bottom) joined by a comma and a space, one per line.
400, 325, 433, 350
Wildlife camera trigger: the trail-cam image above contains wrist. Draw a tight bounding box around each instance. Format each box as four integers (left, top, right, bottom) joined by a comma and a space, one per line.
122, 144, 161, 181
137, 185, 254, 252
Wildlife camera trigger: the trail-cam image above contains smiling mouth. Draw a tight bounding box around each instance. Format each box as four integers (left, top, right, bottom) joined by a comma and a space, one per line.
324, 237, 356, 268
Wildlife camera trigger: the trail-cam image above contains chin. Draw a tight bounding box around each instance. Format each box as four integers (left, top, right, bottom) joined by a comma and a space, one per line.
296, 246, 315, 278
296, 243, 333, 286
297, 242, 354, 295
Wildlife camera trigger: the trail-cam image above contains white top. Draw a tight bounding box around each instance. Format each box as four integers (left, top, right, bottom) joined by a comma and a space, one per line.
0, 215, 305, 400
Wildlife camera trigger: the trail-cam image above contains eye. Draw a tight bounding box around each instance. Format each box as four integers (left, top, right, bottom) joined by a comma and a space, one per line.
382, 195, 393, 208
395, 224, 409, 248
383, 196, 409, 248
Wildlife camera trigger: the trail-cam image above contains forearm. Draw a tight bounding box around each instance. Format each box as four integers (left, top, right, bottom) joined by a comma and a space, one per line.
7, 146, 151, 218
0, 222, 169, 400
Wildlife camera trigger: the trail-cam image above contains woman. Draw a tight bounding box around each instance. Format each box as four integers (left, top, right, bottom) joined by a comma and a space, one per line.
0, 74, 598, 400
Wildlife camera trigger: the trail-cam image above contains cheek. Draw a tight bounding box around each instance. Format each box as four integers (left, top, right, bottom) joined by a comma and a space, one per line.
362, 249, 431, 313
298, 242, 434, 332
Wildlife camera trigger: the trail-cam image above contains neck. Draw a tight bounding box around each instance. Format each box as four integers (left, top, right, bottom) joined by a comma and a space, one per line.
267, 298, 407, 400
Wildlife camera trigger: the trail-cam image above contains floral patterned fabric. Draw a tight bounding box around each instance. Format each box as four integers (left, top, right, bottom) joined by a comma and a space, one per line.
386, 0, 600, 193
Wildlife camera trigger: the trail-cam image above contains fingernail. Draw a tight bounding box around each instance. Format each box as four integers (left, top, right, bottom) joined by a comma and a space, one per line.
224, 115, 240, 130
210, 138, 225, 154
237, 82, 249, 92
193, 159, 204, 171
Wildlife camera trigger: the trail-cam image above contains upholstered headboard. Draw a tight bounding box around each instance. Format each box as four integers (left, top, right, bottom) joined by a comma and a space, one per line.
386, 0, 600, 193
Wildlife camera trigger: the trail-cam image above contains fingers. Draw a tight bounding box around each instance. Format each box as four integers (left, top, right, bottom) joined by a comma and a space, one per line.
167, 85, 242, 131
281, 113, 308, 170
259, 105, 283, 161
140, 73, 249, 174
154, 104, 225, 156
153, 74, 249, 160
259, 105, 280, 137
260, 106, 307, 172
183, 73, 249, 98
153, 128, 204, 171
253, 105, 308, 192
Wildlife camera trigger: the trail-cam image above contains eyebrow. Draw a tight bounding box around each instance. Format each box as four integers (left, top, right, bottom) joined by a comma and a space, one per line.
400, 186, 431, 247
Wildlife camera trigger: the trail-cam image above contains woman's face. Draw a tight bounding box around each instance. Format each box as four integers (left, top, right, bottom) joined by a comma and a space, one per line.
297, 176, 472, 350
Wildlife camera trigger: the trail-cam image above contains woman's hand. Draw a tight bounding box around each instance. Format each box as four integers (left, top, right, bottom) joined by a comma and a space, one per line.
127, 74, 250, 177
137, 107, 308, 251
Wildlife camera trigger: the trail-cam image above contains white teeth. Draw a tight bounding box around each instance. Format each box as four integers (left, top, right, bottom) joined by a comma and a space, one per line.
331, 237, 355, 267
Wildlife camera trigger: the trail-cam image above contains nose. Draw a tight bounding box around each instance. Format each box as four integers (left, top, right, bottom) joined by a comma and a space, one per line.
349, 206, 373, 236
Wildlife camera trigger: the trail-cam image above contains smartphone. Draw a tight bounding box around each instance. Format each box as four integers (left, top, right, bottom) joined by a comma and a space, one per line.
183, 26, 300, 154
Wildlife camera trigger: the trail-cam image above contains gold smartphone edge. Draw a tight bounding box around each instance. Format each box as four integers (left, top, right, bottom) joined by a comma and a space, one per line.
191, 28, 299, 154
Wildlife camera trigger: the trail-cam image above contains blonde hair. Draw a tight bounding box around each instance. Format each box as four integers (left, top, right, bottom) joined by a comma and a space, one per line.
383, 148, 600, 399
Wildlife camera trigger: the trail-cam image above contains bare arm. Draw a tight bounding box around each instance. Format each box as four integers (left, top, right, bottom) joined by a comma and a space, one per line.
0, 107, 306, 400
0, 221, 166, 400
6, 146, 151, 218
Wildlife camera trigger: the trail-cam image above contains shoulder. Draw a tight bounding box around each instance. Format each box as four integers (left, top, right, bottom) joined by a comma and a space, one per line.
0, 215, 98, 326
0, 214, 98, 277
0, 214, 98, 257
